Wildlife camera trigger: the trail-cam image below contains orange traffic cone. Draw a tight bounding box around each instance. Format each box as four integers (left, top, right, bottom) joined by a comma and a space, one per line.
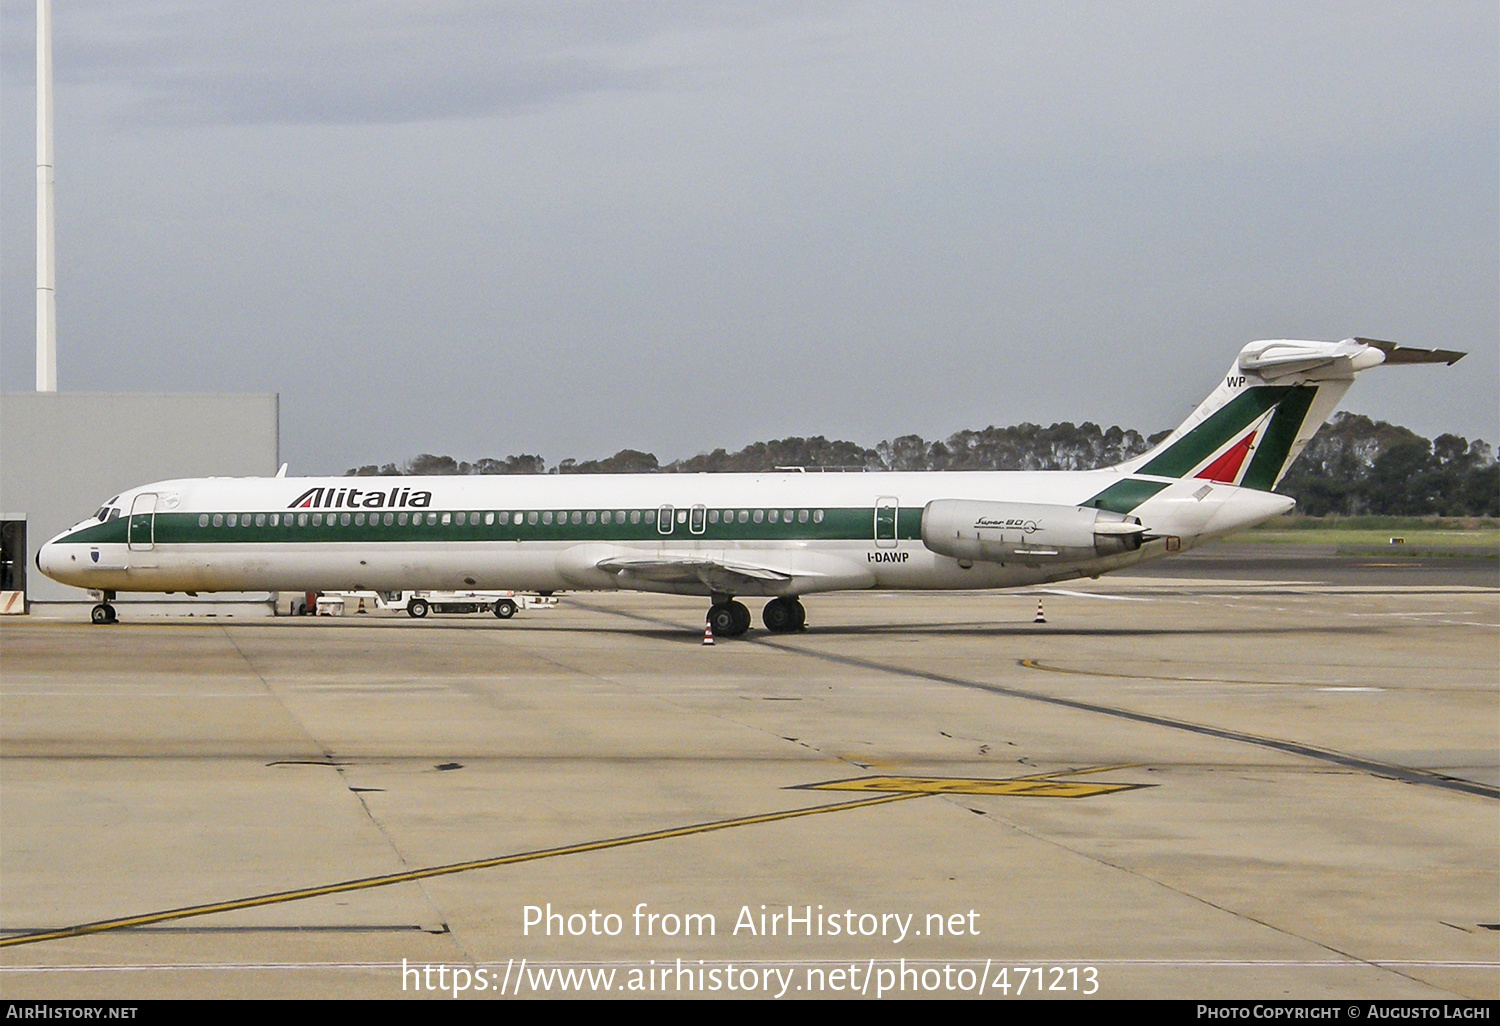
702, 621, 715, 645
1033, 599, 1046, 624
356, 596, 367, 614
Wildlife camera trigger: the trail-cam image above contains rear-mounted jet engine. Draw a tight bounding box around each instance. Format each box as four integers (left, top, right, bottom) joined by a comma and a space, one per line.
920, 500, 1146, 564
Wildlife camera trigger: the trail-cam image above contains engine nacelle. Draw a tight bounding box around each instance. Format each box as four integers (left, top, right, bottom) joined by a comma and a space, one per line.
920, 500, 1145, 564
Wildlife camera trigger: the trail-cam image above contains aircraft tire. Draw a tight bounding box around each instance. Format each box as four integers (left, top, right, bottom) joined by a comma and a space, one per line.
91, 603, 114, 625
728, 600, 751, 635
407, 599, 429, 619
493, 599, 518, 619
762, 598, 798, 633
708, 601, 749, 638
790, 597, 806, 630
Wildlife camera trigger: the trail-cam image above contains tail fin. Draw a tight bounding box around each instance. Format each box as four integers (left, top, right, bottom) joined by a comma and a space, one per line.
1117, 338, 1465, 490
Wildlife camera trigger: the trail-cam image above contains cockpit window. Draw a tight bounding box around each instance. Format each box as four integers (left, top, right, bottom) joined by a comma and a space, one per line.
107, 508, 120, 520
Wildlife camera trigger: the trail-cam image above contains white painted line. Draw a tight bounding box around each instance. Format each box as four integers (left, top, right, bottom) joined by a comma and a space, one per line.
1037, 589, 1151, 602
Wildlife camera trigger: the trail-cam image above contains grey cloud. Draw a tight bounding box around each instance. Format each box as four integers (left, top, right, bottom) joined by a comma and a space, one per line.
8, 0, 807, 125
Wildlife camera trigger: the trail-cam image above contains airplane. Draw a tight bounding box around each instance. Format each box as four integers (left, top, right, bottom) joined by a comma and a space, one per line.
37, 337, 1465, 632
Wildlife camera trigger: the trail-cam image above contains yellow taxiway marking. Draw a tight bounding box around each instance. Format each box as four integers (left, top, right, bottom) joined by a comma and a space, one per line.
1, 765, 1145, 949
801, 765, 1147, 799
0, 791, 921, 949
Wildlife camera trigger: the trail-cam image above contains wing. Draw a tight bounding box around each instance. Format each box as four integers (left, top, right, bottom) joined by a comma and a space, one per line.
596, 556, 793, 594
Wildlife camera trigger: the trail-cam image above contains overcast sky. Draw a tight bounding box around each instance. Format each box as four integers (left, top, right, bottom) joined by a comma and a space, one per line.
2, 1, 1495, 473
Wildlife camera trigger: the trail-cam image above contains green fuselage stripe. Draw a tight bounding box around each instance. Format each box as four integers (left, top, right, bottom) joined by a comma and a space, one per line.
1082, 478, 1170, 514
67, 507, 928, 547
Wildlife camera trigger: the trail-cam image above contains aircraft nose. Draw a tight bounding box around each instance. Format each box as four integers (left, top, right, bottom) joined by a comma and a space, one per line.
35, 532, 70, 582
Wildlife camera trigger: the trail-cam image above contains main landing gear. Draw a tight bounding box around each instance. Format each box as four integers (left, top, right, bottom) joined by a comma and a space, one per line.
707, 599, 751, 638
761, 596, 806, 633
705, 596, 806, 637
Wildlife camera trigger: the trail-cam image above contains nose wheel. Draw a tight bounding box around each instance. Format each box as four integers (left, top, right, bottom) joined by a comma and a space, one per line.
90, 603, 117, 624
707, 600, 751, 637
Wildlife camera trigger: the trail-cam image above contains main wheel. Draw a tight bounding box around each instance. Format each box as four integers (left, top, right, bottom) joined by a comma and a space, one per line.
493, 599, 517, 619
91, 603, 112, 625
762, 597, 798, 633
789, 598, 806, 630
727, 599, 751, 636
708, 601, 751, 637
407, 598, 429, 618
708, 602, 738, 637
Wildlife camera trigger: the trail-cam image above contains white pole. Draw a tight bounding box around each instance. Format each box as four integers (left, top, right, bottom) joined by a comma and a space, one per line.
36, 0, 57, 392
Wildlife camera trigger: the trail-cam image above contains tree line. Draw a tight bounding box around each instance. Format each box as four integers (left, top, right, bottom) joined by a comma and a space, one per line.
346, 413, 1497, 517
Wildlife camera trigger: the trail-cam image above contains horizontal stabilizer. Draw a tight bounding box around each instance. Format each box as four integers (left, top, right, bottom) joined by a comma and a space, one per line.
1352, 338, 1467, 366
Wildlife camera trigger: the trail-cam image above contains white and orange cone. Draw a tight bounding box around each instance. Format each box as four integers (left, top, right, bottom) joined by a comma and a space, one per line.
702, 621, 715, 645
1033, 599, 1046, 624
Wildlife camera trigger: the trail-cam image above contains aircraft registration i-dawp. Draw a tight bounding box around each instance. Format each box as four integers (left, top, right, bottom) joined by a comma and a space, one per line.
38, 337, 1464, 632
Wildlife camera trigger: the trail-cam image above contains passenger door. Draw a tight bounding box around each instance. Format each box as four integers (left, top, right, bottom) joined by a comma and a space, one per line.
127, 493, 157, 551
874, 496, 898, 548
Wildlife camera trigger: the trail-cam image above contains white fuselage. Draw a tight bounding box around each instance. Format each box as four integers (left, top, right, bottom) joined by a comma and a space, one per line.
37, 468, 1293, 599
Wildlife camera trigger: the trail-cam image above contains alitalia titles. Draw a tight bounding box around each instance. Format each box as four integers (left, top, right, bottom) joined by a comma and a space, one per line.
287, 487, 432, 510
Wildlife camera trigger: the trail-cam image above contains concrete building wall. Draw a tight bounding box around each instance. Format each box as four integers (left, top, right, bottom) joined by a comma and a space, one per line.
0, 393, 279, 603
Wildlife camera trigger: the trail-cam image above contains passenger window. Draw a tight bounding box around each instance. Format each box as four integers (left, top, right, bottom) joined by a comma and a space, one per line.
456, 512, 466, 526
383, 512, 394, 526
354, 513, 365, 526
630, 510, 641, 524
213, 514, 223, 527
753, 509, 764, 523
571, 511, 582, 525
269, 514, 279, 527
676, 509, 687, 524
708, 510, 719, 524
199, 514, 209, 527
586, 511, 597, 524
615, 511, 626, 523
227, 514, 238, 527
441, 512, 451, 526
737, 510, 748, 523
340, 513, 351, 526
312, 513, 323, 526
768, 509, 779, 523
543, 511, 553, 525
813, 509, 824, 523
256, 514, 266, 527
297, 513, 308, 527
601, 511, 612, 524
783, 509, 793, 522
798, 509, 809, 523
485, 512, 495, 526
